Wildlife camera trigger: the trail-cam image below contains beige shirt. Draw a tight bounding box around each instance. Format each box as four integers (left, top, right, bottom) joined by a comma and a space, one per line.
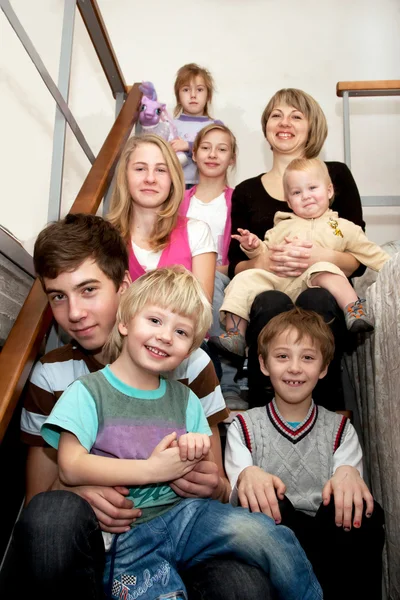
244, 209, 390, 272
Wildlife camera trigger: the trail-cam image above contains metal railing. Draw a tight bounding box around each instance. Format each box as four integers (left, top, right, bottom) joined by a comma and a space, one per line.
337, 80, 400, 207
0, 0, 142, 443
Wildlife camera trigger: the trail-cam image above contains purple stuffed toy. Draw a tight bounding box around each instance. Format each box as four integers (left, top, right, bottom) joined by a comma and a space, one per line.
135, 82, 188, 167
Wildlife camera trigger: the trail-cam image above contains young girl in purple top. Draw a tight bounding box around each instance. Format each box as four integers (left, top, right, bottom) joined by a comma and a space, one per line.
171, 63, 223, 187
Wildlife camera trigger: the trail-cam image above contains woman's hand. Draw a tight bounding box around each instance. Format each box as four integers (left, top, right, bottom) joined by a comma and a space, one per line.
255, 237, 313, 277
270, 237, 359, 278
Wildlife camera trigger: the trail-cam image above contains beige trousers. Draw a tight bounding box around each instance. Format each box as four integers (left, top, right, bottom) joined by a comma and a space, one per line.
220, 261, 347, 323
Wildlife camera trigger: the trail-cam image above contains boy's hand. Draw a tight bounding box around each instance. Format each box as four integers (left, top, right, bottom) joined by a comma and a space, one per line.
237, 466, 286, 523
178, 433, 211, 461
232, 228, 260, 251
149, 432, 201, 481
322, 465, 374, 530
170, 460, 220, 498
76, 485, 141, 533
170, 138, 189, 153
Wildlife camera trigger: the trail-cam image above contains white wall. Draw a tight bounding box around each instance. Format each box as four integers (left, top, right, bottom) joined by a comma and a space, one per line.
1, 0, 399, 248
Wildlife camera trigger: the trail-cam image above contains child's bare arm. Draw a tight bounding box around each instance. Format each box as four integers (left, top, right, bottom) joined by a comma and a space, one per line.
322, 465, 374, 530
58, 431, 200, 488
178, 433, 211, 461
237, 466, 286, 523
232, 228, 262, 253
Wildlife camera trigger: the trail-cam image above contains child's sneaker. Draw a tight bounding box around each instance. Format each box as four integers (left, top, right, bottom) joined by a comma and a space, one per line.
209, 330, 246, 357
344, 298, 374, 333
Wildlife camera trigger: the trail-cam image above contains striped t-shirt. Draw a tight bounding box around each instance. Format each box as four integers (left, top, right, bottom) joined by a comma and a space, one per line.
21, 344, 228, 446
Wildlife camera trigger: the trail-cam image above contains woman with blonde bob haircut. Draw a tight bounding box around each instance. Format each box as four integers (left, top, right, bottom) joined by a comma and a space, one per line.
108, 133, 217, 301
261, 88, 328, 159
224, 87, 366, 412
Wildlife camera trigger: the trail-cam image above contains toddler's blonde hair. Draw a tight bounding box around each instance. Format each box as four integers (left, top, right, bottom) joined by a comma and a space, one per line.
104, 266, 212, 363
283, 158, 334, 206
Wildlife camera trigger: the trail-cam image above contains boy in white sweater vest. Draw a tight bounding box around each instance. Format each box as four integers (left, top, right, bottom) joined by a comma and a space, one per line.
225, 307, 385, 600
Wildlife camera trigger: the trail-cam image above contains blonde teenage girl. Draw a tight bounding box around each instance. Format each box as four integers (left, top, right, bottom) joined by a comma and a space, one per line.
108, 134, 217, 302
181, 124, 237, 274
180, 124, 245, 408
170, 63, 223, 188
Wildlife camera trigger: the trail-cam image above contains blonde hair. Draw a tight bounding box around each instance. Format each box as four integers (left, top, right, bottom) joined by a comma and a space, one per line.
107, 134, 184, 251
261, 88, 328, 159
193, 124, 238, 170
104, 267, 212, 363
283, 158, 334, 206
258, 307, 334, 369
174, 63, 215, 118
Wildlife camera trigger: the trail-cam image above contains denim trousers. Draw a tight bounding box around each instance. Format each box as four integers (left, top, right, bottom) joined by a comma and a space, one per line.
13, 491, 277, 600
104, 498, 322, 600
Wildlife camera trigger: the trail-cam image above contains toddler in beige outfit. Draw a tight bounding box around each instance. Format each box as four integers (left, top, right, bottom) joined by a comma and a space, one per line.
210, 159, 390, 357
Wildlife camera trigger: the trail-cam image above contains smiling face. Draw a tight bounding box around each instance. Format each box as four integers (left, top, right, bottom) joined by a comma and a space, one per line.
266, 103, 309, 157
193, 129, 234, 179
179, 76, 208, 117
118, 305, 195, 379
126, 143, 172, 210
285, 166, 333, 219
259, 328, 327, 412
44, 259, 129, 360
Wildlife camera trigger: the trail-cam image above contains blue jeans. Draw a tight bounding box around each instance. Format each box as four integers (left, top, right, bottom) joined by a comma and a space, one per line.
104, 498, 322, 600
11, 491, 276, 600
13, 491, 105, 600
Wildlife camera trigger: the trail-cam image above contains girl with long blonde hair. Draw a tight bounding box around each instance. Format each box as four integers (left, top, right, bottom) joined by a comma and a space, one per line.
108, 133, 216, 301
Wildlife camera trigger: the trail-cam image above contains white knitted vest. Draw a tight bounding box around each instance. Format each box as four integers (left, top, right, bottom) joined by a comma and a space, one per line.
235, 400, 349, 515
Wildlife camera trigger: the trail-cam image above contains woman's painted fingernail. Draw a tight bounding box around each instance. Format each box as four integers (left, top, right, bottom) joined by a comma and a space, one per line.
354, 521, 360, 528
344, 527, 351, 532
335, 522, 342, 527
275, 519, 281, 524
366, 513, 372, 518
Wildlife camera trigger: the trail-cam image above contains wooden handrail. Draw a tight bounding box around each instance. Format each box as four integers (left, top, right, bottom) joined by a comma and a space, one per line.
337, 80, 400, 97
77, 0, 127, 96
0, 83, 142, 444
71, 83, 141, 214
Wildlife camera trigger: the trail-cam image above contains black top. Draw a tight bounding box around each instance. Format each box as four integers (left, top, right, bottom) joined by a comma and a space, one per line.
228, 161, 366, 280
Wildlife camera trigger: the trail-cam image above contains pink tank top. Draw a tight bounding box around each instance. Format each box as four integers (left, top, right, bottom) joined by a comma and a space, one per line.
128, 217, 192, 281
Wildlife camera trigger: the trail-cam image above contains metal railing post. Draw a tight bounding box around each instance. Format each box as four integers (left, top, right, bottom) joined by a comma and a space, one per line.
48, 0, 77, 223
342, 91, 351, 169
0, 0, 95, 164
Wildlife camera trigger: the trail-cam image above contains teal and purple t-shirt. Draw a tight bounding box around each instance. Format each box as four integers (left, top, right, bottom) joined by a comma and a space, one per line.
42, 365, 211, 524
